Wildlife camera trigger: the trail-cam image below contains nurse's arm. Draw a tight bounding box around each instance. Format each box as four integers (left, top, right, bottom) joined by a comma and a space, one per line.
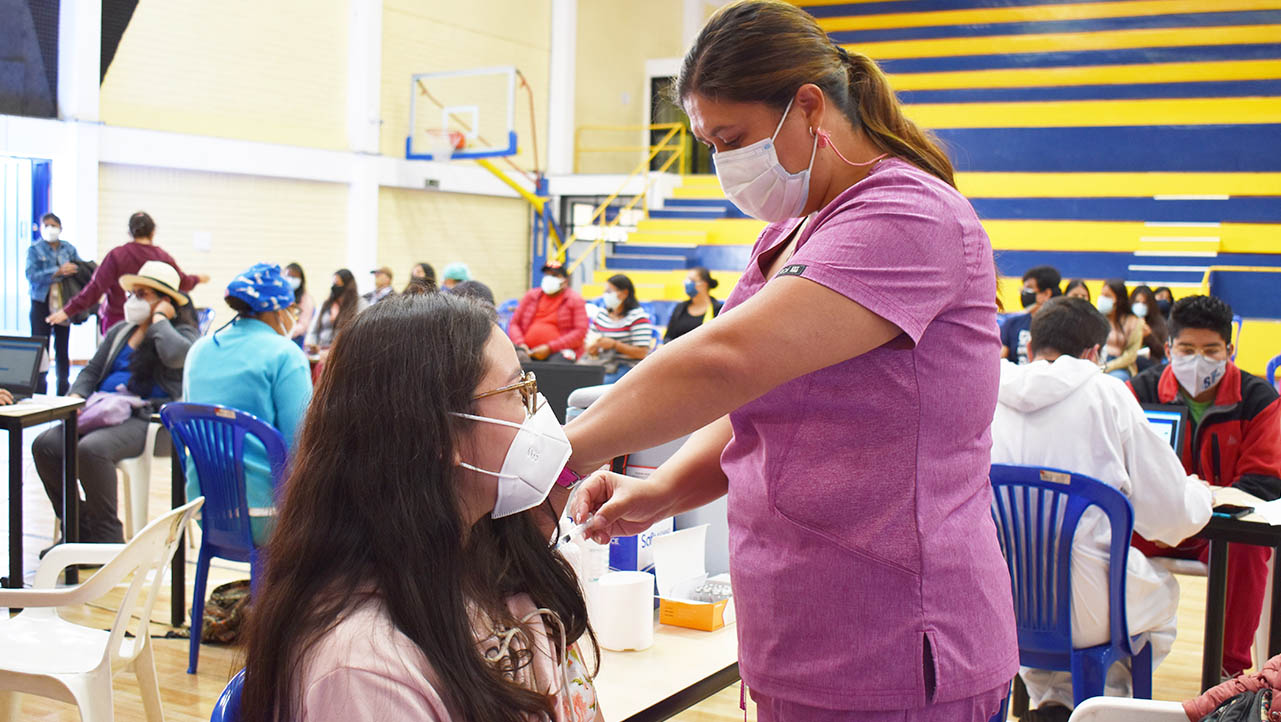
565, 275, 901, 473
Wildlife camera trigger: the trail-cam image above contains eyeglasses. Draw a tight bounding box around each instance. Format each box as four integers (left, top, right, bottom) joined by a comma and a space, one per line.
473, 371, 538, 415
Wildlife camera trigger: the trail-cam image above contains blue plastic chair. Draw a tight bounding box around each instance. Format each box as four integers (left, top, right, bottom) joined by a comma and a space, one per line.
1265, 352, 1280, 392
160, 402, 288, 675
197, 307, 216, 336
497, 298, 519, 331
989, 463, 1153, 707
210, 668, 245, 722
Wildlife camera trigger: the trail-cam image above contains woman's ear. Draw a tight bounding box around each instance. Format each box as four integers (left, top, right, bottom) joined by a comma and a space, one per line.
796, 83, 826, 130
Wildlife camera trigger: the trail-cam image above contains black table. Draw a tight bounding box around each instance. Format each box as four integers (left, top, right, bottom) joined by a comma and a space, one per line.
2, 395, 84, 588
1196, 513, 1281, 692
521, 361, 606, 424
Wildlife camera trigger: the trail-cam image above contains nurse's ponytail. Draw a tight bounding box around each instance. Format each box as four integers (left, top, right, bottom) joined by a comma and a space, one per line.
676, 0, 956, 189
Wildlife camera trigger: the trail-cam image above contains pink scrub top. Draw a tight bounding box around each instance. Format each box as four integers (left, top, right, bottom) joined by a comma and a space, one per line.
719, 158, 1018, 711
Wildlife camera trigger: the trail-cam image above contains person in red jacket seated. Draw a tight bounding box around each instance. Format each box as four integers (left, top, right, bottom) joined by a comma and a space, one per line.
507, 261, 588, 361
1130, 294, 1281, 678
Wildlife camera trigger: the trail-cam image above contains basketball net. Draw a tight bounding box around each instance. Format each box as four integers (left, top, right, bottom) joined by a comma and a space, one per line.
425, 129, 466, 161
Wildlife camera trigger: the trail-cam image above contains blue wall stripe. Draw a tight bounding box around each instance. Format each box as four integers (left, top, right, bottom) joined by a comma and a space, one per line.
876, 44, 1281, 74
972, 197, 1281, 223
936, 125, 1281, 172
829, 11, 1281, 44
994, 250, 1281, 281
804, 0, 1138, 19
897, 80, 1281, 104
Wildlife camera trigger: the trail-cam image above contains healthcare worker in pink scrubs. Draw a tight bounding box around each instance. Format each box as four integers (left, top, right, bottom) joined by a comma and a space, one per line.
557, 2, 1018, 720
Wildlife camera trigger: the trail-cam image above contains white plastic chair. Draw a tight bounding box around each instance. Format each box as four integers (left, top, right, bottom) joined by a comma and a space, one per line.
1150, 553, 1276, 671
0, 498, 203, 722
1067, 696, 1186, 721
118, 419, 162, 539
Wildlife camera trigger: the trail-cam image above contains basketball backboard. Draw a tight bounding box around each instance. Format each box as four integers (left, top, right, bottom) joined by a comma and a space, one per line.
406, 65, 518, 161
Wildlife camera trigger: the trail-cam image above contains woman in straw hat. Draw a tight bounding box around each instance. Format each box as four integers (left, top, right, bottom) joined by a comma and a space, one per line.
32, 260, 201, 545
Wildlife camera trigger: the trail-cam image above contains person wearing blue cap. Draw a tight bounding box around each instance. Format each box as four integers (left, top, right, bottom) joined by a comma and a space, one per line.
182, 263, 313, 544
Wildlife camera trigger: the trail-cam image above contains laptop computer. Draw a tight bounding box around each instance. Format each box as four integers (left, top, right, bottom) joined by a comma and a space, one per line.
1141, 403, 1190, 453
0, 335, 49, 401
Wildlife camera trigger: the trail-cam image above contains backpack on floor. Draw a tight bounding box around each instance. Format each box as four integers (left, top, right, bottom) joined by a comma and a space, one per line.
1200, 688, 1276, 722
201, 579, 251, 644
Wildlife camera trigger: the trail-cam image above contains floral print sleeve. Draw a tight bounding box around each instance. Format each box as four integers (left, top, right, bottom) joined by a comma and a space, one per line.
559, 643, 599, 722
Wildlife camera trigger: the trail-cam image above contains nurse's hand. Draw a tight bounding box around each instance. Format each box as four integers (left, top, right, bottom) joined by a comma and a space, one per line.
572, 470, 671, 545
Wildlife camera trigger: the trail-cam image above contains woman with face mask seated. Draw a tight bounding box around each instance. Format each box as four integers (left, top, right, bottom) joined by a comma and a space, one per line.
664, 267, 724, 343
304, 268, 369, 361
182, 264, 313, 545
237, 293, 599, 722
32, 260, 200, 545
583, 274, 653, 384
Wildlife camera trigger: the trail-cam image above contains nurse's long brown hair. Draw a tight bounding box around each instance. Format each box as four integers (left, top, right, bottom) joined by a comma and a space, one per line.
677, 0, 955, 188
239, 293, 596, 722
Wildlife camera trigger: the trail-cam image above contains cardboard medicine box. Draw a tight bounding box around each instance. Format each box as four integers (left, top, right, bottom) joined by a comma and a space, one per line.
652, 525, 735, 632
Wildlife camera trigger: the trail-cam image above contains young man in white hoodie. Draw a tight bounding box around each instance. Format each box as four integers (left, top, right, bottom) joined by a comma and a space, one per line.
991, 296, 1213, 721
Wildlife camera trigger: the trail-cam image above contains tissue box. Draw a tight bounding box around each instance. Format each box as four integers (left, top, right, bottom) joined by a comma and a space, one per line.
652, 525, 735, 631
608, 517, 673, 572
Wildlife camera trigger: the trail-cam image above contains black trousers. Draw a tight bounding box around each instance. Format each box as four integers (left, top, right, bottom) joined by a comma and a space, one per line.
30, 298, 70, 396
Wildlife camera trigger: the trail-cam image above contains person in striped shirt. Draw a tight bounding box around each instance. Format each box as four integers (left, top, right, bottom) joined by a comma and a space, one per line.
584, 274, 653, 383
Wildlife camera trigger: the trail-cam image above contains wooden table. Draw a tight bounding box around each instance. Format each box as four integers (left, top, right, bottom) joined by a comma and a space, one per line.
1196, 487, 1281, 692
591, 617, 739, 721
1, 395, 84, 588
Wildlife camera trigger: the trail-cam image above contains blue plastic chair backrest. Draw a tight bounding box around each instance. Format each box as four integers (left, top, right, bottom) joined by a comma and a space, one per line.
160, 403, 288, 553
496, 298, 519, 331
197, 308, 216, 336
989, 464, 1139, 659
210, 668, 244, 722
1266, 352, 1280, 392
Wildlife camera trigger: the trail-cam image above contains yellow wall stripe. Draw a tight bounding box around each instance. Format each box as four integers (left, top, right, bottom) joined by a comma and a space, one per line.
984, 220, 1281, 253
676, 174, 1281, 200
957, 172, 1281, 197
845, 25, 1281, 60
889, 60, 1281, 91
904, 97, 1281, 128
819, 0, 1281, 33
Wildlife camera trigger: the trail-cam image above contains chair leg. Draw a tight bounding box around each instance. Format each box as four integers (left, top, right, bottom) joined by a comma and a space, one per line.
119, 466, 135, 540
1070, 651, 1108, 707
67, 668, 115, 722
189, 546, 213, 675
133, 639, 165, 722
1132, 642, 1154, 699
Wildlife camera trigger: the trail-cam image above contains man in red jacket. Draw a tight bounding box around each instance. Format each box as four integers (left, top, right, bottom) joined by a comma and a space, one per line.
1130, 295, 1281, 677
507, 261, 587, 361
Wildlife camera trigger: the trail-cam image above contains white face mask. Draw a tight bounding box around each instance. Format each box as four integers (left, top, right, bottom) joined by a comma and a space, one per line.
286, 276, 302, 291
124, 295, 153, 324
541, 275, 564, 295
1171, 352, 1228, 397
41, 225, 61, 242
602, 291, 621, 311
1132, 302, 1148, 318
713, 97, 818, 223
1097, 296, 1115, 315
452, 395, 572, 518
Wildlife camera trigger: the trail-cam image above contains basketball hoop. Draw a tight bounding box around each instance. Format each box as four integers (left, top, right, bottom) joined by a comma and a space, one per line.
425, 129, 466, 161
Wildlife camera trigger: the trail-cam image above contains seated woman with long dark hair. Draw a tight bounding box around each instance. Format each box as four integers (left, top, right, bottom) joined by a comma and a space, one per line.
33, 260, 200, 545
240, 293, 599, 722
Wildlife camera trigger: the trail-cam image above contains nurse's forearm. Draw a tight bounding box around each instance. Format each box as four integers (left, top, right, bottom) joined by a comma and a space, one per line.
646, 416, 732, 517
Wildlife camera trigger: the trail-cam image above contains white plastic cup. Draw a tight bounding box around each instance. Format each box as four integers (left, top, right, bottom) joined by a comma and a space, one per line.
593, 571, 655, 652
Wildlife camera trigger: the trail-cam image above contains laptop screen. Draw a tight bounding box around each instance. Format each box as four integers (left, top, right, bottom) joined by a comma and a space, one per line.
1141, 404, 1188, 452
0, 337, 45, 392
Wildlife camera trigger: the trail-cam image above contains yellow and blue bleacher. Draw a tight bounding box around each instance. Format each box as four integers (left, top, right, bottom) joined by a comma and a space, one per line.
592, 0, 1281, 369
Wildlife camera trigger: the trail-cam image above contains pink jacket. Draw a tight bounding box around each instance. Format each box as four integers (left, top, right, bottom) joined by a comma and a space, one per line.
507, 287, 588, 359
1185, 654, 1281, 720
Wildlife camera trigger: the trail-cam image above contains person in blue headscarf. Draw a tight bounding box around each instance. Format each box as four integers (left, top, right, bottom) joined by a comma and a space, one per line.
182, 263, 313, 544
